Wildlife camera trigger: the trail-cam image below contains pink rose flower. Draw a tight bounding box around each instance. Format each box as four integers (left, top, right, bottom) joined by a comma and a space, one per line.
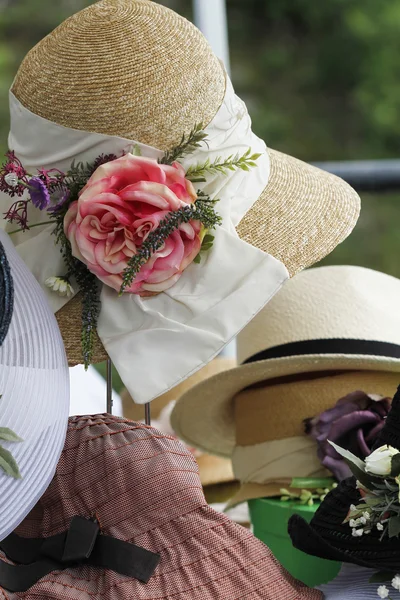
64, 154, 202, 295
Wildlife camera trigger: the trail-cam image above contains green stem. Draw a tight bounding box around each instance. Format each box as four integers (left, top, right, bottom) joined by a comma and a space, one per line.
8, 220, 53, 235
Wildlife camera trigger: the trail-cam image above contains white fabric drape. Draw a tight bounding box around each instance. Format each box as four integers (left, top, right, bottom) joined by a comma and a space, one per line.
0, 75, 289, 404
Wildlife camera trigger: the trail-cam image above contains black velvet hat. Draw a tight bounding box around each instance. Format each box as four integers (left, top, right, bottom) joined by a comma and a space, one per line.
288, 384, 400, 570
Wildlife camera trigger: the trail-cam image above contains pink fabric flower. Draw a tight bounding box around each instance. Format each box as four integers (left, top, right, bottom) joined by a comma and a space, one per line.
64, 154, 202, 295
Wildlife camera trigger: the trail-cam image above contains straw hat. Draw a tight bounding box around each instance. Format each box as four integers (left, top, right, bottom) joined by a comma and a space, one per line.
0, 414, 323, 599
121, 358, 236, 488
0, 228, 69, 542
5, 0, 360, 371
171, 265, 400, 460
288, 385, 400, 573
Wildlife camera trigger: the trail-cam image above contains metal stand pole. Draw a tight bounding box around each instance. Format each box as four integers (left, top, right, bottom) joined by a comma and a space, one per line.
144, 402, 151, 426
106, 359, 113, 414
193, 0, 230, 74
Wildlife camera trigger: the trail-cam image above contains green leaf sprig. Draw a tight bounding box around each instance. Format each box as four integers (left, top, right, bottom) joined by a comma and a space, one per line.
280, 477, 337, 506
160, 123, 208, 165
120, 198, 222, 293
0, 424, 23, 479
185, 148, 262, 183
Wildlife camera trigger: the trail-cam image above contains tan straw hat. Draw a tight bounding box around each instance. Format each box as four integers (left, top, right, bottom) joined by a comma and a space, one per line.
7, 0, 360, 367
171, 265, 400, 460
121, 358, 236, 488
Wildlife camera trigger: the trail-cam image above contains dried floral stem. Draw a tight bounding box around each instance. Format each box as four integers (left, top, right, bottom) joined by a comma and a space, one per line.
8, 221, 53, 235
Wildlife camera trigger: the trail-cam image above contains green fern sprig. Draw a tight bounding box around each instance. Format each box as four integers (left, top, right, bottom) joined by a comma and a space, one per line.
52, 214, 101, 369
64, 161, 94, 200
120, 196, 221, 294
185, 148, 262, 182
160, 123, 208, 165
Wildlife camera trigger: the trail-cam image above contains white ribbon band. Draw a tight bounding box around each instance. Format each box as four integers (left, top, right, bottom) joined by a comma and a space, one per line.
232, 436, 329, 485
0, 74, 289, 404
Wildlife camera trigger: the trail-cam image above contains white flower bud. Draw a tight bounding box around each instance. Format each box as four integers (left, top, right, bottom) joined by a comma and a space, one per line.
365, 445, 400, 476
377, 584, 389, 598
392, 575, 400, 591
4, 172, 18, 187
45, 276, 74, 298
352, 528, 363, 537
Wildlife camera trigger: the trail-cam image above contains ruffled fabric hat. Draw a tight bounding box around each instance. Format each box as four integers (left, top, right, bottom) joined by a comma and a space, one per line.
0, 0, 360, 405
288, 384, 400, 571
0, 228, 69, 542
0, 414, 322, 599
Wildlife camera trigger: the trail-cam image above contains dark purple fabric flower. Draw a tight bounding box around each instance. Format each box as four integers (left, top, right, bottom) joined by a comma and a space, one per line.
305, 391, 391, 481
28, 177, 51, 210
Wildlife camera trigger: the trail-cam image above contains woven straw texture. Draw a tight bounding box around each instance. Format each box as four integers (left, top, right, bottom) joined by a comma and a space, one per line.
10, 0, 360, 366
12, 0, 225, 151
2, 415, 322, 599
288, 385, 400, 571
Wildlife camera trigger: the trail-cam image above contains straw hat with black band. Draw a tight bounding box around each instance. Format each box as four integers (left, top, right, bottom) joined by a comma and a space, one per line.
0, 0, 360, 407
171, 265, 400, 506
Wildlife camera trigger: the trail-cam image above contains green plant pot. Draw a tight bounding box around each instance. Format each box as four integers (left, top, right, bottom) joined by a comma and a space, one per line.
248, 498, 341, 587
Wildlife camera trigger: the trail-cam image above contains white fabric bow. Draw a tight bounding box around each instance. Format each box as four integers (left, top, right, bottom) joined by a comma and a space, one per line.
0, 75, 288, 404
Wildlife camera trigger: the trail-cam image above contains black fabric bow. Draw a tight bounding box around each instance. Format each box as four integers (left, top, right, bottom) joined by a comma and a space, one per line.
0, 516, 160, 592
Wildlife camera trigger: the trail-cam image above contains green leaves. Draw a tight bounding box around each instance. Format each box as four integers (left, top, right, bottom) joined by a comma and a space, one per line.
388, 515, 400, 538
0, 427, 23, 443
391, 453, 400, 477
194, 233, 216, 264
160, 124, 208, 165
328, 440, 382, 489
369, 571, 396, 584
290, 477, 336, 489
185, 148, 262, 182
0, 427, 23, 479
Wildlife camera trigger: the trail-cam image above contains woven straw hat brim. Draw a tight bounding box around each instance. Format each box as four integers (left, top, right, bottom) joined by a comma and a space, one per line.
170, 355, 400, 458
197, 454, 235, 487
237, 148, 360, 277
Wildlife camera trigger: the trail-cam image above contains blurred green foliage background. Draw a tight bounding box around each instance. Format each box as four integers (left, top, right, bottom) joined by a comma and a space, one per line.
0, 0, 399, 277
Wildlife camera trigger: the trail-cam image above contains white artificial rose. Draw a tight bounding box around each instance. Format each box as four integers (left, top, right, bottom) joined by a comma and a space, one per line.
365, 445, 400, 476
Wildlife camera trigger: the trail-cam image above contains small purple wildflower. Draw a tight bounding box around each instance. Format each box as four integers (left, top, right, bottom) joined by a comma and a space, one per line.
28, 177, 51, 210
47, 188, 71, 215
